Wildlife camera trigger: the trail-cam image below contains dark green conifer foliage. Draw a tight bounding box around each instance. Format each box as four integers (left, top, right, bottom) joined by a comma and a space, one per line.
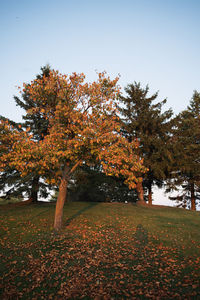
14, 65, 50, 141
0, 66, 52, 202
68, 165, 138, 203
0, 117, 25, 201
119, 82, 173, 204
169, 91, 200, 210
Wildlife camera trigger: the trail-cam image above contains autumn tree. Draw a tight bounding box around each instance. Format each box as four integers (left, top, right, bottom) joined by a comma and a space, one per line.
119, 82, 173, 205
0, 71, 146, 230
167, 91, 200, 210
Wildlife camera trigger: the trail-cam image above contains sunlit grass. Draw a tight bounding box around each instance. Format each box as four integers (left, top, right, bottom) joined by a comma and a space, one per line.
0, 202, 200, 298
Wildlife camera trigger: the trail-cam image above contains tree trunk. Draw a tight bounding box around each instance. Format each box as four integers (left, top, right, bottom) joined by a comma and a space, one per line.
190, 182, 196, 211
136, 181, 145, 205
29, 176, 40, 203
148, 185, 153, 205
54, 165, 69, 231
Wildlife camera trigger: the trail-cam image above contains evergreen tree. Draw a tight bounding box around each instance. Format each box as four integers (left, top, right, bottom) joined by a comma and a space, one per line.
14, 65, 50, 141
119, 82, 173, 204
68, 165, 138, 203
0, 65, 52, 202
0, 117, 24, 200
168, 91, 200, 210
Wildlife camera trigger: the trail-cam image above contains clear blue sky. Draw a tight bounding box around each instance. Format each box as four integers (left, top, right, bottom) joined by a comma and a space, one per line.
1, 0, 200, 122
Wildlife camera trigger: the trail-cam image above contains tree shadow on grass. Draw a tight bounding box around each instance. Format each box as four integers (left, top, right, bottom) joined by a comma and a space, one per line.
134, 224, 149, 259
64, 202, 99, 226
134, 224, 149, 246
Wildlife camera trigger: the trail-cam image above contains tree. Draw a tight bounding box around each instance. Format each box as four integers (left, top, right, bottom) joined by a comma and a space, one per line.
68, 165, 138, 203
0, 70, 146, 230
119, 82, 173, 205
0, 66, 53, 203
168, 91, 200, 210
0, 117, 24, 200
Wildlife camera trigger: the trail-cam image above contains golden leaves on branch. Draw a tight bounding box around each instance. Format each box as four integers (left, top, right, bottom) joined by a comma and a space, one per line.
1, 70, 146, 189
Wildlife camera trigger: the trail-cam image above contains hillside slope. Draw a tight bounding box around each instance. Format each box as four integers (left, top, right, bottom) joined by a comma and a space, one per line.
0, 202, 200, 298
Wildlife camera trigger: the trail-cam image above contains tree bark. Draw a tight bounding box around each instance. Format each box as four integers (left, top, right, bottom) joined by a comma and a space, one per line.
29, 176, 40, 203
136, 181, 145, 205
190, 182, 196, 211
148, 185, 153, 205
54, 165, 69, 231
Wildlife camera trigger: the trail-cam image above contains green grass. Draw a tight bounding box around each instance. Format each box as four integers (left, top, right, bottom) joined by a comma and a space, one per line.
0, 197, 23, 205
0, 202, 200, 299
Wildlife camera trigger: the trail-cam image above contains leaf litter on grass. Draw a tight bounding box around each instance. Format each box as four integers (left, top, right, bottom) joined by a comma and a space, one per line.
0, 203, 200, 299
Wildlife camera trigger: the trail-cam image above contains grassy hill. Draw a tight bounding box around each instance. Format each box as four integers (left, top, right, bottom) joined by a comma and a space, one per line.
0, 202, 200, 298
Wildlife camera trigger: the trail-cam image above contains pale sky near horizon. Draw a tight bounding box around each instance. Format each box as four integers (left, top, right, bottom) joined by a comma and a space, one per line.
1, 0, 200, 206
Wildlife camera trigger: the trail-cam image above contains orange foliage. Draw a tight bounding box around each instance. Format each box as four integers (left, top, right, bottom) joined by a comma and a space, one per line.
0, 70, 146, 189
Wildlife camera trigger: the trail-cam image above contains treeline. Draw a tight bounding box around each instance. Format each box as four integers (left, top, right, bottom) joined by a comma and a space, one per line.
0, 66, 199, 228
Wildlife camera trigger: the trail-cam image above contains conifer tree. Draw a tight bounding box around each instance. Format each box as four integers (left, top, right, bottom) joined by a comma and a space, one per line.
0, 66, 52, 202
0, 117, 24, 200
119, 82, 173, 204
69, 165, 138, 203
168, 91, 200, 210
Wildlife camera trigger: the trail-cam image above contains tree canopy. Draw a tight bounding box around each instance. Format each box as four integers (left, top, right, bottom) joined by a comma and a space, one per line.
1, 67, 199, 216
168, 91, 200, 210
119, 82, 173, 204
0, 66, 54, 203
0, 70, 146, 229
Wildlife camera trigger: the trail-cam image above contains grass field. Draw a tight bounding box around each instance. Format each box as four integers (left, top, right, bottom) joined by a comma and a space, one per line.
0, 201, 200, 299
